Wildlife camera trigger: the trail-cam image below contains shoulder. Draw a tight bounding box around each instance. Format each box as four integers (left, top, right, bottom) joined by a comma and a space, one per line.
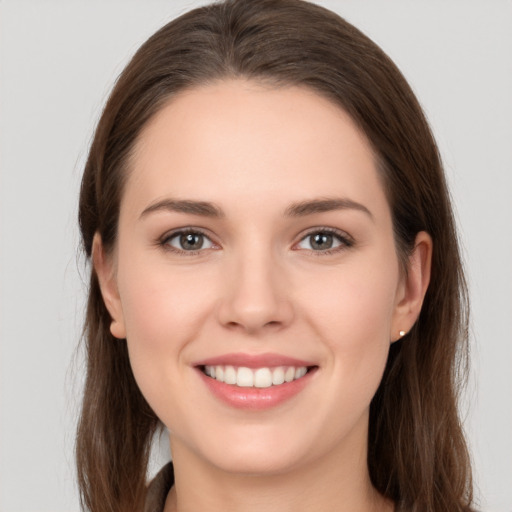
145, 462, 175, 512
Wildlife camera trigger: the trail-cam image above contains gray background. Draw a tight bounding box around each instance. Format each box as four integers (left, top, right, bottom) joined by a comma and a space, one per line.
1, 1, 511, 510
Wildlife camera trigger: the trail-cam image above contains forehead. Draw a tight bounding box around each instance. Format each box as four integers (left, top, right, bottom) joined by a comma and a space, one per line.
125, 79, 388, 219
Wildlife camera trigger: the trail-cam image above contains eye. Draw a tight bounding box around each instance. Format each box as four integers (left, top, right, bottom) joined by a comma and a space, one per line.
296, 229, 352, 252
162, 230, 215, 253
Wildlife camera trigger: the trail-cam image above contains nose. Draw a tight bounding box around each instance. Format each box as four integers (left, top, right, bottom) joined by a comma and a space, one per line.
216, 249, 294, 335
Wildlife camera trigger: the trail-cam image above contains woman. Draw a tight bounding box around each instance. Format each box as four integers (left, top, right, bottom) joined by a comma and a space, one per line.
76, 0, 474, 510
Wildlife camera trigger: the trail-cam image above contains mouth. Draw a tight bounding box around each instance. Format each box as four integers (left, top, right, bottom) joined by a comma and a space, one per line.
199, 364, 317, 388
194, 354, 318, 410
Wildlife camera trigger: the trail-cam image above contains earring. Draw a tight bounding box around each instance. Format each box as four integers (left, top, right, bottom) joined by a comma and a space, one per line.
399, 330, 406, 337
110, 321, 126, 340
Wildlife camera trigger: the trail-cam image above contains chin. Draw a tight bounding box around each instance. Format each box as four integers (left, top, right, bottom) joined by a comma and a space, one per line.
210, 449, 305, 477
188, 426, 316, 477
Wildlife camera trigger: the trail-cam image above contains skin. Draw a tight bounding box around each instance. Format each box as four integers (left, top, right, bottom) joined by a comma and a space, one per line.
94, 80, 431, 512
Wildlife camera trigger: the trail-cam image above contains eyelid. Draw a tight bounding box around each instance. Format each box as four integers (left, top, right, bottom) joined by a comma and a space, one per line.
159, 227, 220, 254
293, 227, 354, 253
156, 225, 354, 255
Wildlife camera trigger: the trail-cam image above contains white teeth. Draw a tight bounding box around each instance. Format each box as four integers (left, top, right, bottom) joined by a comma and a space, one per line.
203, 365, 309, 387
272, 367, 285, 385
295, 367, 307, 379
284, 367, 295, 383
215, 365, 224, 382
237, 367, 254, 387
224, 365, 237, 385
254, 368, 272, 388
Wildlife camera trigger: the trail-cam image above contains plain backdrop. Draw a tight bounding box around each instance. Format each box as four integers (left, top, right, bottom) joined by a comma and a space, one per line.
1, 1, 511, 510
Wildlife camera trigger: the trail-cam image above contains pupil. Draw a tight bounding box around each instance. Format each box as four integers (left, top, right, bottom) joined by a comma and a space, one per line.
311, 233, 333, 250
180, 233, 203, 250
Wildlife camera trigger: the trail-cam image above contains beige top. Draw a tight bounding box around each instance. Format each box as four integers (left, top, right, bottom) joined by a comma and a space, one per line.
144, 463, 174, 512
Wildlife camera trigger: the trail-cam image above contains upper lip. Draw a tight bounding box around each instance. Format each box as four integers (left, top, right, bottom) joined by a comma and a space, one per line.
193, 352, 316, 369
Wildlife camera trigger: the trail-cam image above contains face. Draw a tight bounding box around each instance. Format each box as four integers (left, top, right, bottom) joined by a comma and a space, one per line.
97, 80, 423, 476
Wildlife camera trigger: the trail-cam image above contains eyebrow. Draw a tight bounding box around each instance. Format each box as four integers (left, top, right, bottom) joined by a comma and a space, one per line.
139, 199, 224, 219
284, 197, 373, 220
139, 196, 373, 221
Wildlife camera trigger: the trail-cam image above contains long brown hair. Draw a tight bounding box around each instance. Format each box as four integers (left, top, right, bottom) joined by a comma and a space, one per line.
76, 1, 474, 510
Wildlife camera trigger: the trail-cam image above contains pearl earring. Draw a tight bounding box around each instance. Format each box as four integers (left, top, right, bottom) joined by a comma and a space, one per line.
399, 330, 406, 337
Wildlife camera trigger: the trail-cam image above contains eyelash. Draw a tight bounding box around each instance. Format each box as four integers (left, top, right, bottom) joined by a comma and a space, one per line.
295, 227, 354, 255
159, 228, 217, 255
158, 227, 354, 256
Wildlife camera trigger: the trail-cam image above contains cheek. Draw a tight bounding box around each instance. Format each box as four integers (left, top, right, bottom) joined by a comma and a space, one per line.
302, 258, 398, 341
118, 245, 216, 339
299, 256, 398, 395
115, 252, 217, 398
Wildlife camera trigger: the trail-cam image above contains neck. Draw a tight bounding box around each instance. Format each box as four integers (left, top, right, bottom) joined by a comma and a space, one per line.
163, 428, 393, 512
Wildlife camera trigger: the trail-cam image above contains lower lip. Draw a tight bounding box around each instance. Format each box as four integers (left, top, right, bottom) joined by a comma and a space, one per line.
197, 368, 317, 410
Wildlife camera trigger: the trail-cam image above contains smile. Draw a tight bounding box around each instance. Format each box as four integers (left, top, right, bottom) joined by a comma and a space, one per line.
202, 365, 309, 388
195, 354, 318, 410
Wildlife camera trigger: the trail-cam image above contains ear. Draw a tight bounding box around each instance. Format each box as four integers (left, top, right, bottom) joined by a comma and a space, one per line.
92, 233, 126, 339
391, 231, 432, 342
